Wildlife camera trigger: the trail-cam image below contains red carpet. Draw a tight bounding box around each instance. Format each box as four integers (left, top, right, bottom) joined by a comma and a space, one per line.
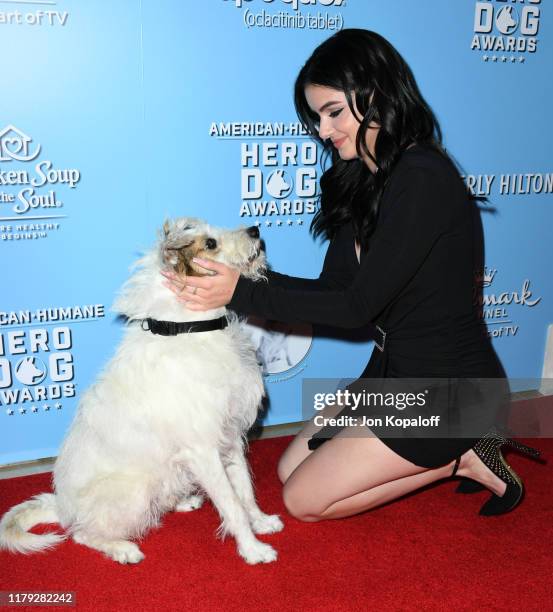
0, 434, 551, 612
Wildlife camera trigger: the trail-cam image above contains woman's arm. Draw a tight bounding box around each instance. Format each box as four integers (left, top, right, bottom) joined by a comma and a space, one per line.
176, 165, 453, 329
265, 270, 336, 291
227, 167, 451, 328
262, 223, 355, 292
162, 221, 355, 302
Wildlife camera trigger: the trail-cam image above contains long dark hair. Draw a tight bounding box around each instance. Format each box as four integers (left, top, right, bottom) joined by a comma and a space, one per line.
294, 29, 450, 250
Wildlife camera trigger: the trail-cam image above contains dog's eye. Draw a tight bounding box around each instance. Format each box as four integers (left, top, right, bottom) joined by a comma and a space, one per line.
205, 238, 217, 250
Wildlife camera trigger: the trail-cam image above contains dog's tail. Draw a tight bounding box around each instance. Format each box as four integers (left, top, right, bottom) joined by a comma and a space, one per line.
0, 493, 66, 554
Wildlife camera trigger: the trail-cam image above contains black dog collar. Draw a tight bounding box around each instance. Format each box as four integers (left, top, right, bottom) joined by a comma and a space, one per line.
141, 316, 229, 336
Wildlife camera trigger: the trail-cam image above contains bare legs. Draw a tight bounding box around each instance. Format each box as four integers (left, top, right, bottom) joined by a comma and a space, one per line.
279, 426, 455, 521
277, 409, 506, 522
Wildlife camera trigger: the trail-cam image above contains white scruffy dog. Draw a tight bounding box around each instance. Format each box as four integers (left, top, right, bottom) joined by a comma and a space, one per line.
0, 217, 283, 565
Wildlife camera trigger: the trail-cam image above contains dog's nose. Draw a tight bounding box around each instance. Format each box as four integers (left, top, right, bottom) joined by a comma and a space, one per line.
246, 225, 259, 239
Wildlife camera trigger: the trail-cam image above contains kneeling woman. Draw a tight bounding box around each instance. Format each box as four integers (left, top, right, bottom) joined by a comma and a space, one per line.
163, 29, 540, 520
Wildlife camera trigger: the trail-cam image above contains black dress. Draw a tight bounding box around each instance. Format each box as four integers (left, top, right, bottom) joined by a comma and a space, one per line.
229, 144, 508, 468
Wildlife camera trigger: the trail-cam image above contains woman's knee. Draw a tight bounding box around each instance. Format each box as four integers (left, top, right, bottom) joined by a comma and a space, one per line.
276, 452, 292, 485
276, 436, 311, 484
281, 480, 323, 522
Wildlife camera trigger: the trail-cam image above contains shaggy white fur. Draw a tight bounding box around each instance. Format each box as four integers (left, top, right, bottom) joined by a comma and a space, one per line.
0, 217, 283, 565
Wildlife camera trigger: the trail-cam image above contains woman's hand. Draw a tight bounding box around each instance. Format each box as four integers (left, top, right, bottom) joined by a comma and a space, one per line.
161, 258, 240, 311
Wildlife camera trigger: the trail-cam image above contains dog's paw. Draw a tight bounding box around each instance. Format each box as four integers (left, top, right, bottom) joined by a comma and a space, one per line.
72, 533, 145, 565
251, 513, 284, 535
238, 540, 278, 565
175, 494, 204, 512
108, 541, 145, 565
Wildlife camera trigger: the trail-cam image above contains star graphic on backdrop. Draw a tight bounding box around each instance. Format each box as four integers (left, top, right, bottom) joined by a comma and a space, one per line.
265, 220, 272, 227
44, 405, 50, 411
501, 56, 507, 63
297, 219, 303, 225
31, 406, 38, 413
287, 219, 293, 226
519, 56, 525, 63
276, 220, 282, 226
55, 403, 62, 410
254, 221, 261, 227
510, 56, 516, 63
19, 407, 26, 414
491, 55, 498, 62
483, 55, 489, 62
6, 409, 14, 416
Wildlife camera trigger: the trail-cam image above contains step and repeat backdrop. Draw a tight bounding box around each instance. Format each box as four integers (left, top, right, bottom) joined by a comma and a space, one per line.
1, 0, 551, 464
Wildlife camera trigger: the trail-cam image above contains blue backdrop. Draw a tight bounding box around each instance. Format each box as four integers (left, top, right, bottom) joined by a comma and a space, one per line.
1, 0, 551, 464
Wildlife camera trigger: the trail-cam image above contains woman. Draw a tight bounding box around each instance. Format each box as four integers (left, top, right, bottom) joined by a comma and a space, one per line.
162, 29, 539, 520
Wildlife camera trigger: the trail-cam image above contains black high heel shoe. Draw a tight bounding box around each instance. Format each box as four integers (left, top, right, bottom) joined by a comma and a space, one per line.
451, 455, 495, 494
469, 431, 542, 516
455, 479, 486, 494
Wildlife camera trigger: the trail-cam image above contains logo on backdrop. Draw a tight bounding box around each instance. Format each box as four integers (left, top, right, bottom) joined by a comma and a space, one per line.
223, 0, 344, 30
1, 326, 75, 415
210, 121, 321, 228
0, 3, 69, 27
0, 304, 104, 416
474, 267, 542, 339
242, 316, 312, 379
462, 171, 553, 196
0, 125, 81, 241
471, 0, 541, 62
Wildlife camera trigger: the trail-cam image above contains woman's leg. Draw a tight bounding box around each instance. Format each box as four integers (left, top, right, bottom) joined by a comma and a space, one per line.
456, 449, 506, 496
277, 400, 347, 484
282, 425, 456, 521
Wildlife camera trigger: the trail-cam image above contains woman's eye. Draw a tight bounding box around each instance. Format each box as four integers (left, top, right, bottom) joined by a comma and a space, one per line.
329, 108, 343, 118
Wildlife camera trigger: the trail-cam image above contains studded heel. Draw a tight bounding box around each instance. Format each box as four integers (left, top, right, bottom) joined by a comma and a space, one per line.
471, 431, 541, 516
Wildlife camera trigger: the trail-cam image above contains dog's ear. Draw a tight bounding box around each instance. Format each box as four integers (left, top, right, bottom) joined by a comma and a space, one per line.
161, 218, 196, 249
175, 217, 203, 233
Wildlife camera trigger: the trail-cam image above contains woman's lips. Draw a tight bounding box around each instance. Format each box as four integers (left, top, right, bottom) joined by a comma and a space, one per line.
332, 137, 346, 149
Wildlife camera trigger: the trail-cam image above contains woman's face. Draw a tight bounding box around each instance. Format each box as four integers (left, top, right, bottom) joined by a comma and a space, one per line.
304, 84, 380, 172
